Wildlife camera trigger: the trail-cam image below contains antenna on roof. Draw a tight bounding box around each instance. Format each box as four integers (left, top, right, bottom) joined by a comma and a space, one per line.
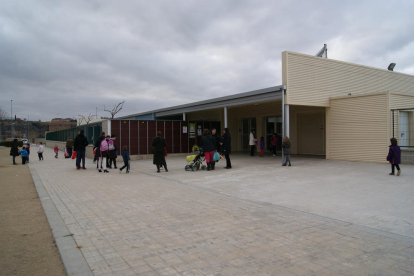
315, 44, 328, 58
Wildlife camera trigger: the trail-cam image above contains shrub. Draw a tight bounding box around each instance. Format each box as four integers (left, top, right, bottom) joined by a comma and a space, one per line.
0, 141, 24, 147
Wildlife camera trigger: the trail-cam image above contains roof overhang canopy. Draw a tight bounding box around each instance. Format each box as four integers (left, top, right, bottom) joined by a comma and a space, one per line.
155, 85, 284, 117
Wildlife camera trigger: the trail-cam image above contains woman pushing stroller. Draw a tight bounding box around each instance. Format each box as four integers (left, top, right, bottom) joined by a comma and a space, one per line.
200, 129, 216, 171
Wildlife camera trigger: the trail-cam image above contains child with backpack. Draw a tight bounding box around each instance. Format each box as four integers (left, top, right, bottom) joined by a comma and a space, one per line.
107, 135, 118, 169
97, 135, 110, 173
259, 137, 265, 157
119, 146, 130, 173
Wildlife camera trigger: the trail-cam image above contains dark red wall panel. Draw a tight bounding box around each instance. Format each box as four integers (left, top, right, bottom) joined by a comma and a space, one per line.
139, 121, 148, 154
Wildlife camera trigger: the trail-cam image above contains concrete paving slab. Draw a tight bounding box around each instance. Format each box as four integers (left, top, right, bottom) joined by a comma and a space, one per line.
29, 146, 414, 275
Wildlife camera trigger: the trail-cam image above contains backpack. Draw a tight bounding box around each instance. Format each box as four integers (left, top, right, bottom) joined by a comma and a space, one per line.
108, 139, 115, 151
100, 139, 109, 151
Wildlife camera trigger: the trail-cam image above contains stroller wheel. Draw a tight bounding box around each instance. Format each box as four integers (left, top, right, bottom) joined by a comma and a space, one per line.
201, 165, 207, 170
185, 165, 190, 171
192, 166, 197, 172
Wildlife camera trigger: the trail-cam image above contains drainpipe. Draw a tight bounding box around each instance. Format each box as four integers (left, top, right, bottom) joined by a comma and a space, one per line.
183, 112, 186, 121
282, 89, 285, 165
224, 107, 228, 128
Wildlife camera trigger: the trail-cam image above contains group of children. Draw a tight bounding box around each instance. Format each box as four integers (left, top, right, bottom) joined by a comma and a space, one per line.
93, 133, 131, 173
15, 142, 44, 164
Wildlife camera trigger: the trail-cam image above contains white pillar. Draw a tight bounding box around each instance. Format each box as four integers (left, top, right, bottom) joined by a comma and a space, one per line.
107, 120, 111, 136
285, 104, 290, 138
224, 107, 228, 128
183, 112, 186, 121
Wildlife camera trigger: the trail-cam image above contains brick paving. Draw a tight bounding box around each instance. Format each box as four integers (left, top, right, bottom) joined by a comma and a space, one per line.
30, 147, 414, 276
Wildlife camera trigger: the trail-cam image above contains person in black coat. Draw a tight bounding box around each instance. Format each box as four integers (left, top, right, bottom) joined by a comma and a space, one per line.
10, 138, 19, 165
211, 128, 221, 152
73, 130, 89, 169
221, 128, 232, 169
152, 131, 168, 173
200, 129, 216, 171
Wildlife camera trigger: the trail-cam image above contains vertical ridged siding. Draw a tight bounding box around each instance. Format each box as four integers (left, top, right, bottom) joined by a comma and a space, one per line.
328, 94, 388, 163
282, 52, 414, 106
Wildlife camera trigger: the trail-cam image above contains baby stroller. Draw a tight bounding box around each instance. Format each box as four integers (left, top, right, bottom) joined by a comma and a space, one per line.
185, 145, 207, 171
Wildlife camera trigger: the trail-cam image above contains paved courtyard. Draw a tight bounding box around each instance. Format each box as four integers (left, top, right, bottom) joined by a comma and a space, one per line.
29, 146, 414, 276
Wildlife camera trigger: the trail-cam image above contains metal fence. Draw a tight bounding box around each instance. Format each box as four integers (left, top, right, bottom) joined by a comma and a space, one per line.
392, 108, 414, 148
46, 123, 102, 144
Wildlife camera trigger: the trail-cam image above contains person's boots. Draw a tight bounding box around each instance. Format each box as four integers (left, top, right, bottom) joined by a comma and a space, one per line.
164, 164, 168, 172
113, 159, 117, 169
211, 162, 215, 170
156, 165, 160, 173
207, 162, 211, 171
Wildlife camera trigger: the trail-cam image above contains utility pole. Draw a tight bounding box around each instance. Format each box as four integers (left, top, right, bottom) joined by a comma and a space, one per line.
11, 100, 13, 138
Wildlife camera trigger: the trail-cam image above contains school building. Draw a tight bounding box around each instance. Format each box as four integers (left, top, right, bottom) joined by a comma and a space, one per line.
47, 51, 414, 164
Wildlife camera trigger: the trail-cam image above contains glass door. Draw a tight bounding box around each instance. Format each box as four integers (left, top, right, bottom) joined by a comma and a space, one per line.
241, 118, 256, 151
266, 116, 282, 152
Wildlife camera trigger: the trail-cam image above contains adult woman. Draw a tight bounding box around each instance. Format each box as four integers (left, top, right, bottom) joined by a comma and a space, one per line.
271, 133, 277, 156
10, 138, 19, 165
200, 129, 216, 171
152, 131, 168, 173
249, 129, 257, 156
221, 128, 232, 169
66, 138, 74, 158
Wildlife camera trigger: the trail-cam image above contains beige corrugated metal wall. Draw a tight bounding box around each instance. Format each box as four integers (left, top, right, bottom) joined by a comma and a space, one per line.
282, 52, 414, 107
298, 112, 325, 155
327, 93, 389, 163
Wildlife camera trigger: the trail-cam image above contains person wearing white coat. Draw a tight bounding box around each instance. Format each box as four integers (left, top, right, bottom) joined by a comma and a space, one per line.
249, 130, 257, 156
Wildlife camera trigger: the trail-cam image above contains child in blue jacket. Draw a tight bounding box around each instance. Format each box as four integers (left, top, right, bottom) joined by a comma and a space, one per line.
18, 147, 29, 164
119, 146, 130, 173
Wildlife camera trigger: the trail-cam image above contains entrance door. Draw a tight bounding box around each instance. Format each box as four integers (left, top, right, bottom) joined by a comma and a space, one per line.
241, 118, 256, 151
266, 116, 282, 151
298, 112, 326, 155
399, 111, 409, 147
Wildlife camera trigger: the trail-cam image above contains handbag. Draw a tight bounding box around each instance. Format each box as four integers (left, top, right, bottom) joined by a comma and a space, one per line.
164, 147, 167, 157
71, 151, 77, 160
213, 151, 220, 162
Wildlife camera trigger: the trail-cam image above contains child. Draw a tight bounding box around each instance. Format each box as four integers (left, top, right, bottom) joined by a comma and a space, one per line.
107, 135, 118, 169
18, 147, 29, 164
259, 137, 265, 157
387, 138, 401, 176
54, 145, 59, 158
282, 136, 291, 166
26, 144, 30, 163
37, 142, 44, 161
119, 146, 130, 173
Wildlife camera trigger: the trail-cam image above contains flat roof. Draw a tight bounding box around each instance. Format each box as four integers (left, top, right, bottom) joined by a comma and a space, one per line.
120, 85, 285, 119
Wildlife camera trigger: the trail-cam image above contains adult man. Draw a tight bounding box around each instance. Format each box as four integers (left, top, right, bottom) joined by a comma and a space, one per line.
73, 130, 89, 169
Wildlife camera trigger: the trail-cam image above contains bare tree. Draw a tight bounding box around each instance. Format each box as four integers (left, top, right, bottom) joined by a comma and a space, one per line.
104, 100, 125, 119
0, 108, 8, 121
78, 113, 96, 126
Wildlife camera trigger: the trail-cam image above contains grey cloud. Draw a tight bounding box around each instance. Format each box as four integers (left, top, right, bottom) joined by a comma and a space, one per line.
1, 0, 413, 121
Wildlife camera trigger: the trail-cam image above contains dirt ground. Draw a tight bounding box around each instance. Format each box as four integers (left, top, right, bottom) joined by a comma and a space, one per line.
0, 148, 66, 276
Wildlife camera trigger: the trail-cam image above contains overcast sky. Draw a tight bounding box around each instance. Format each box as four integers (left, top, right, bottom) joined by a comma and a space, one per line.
1, 0, 413, 121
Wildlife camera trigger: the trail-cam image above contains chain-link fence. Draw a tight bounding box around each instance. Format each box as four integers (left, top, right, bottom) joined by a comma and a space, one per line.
392, 108, 414, 148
